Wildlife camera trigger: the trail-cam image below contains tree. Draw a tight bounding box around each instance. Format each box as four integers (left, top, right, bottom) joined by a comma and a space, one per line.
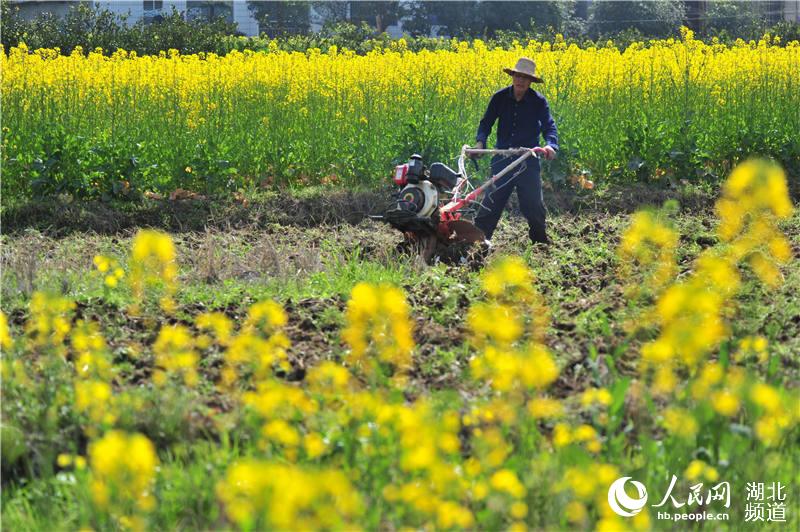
247, 0, 310, 37
418, 1, 482, 37
186, 1, 234, 23
410, 1, 574, 38
311, 1, 407, 35
311, 1, 350, 26
702, 1, 771, 37
684, 0, 706, 31
396, 1, 433, 37
1, 0, 29, 51
310, 1, 576, 39
348, 1, 402, 34
588, 0, 686, 39
477, 1, 571, 36
574, 0, 591, 20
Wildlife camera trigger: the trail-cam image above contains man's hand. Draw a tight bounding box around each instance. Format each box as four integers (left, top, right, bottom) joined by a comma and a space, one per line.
533, 146, 557, 161
470, 141, 485, 159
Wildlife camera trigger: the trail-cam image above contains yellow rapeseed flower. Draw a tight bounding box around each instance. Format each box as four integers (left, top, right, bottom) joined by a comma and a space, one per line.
528, 397, 564, 418
750, 383, 781, 413
711, 389, 740, 417
0, 311, 12, 351
89, 431, 158, 513
342, 282, 414, 380
662, 407, 699, 439
490, 469, 526, 498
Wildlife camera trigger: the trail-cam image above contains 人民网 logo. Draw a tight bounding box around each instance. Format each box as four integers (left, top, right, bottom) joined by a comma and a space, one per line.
608, 477, 649, 517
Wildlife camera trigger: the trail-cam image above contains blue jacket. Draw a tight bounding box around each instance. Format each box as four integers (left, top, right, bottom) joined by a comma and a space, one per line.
476, 86, 559, 152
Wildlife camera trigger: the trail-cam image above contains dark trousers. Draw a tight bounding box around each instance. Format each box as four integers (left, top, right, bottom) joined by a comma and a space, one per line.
475, 155, 548, 243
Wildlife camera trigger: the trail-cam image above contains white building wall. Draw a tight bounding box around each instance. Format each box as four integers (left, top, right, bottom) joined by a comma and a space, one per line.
93, 0, 258, 36
13, 0, 73, 19
169, 0, 186, 14
785, 0, 800, 22
232, 0, 258, 37
95, 1, 142, 22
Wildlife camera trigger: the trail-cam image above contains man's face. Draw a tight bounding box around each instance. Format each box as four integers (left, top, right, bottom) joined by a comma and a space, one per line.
512, 73, 533, 92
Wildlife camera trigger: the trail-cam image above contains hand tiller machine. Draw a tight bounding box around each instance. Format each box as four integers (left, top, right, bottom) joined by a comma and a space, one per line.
373, 145, 539, 259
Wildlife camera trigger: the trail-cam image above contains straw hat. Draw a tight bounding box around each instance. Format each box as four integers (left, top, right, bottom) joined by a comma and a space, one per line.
503, 57, 543, 83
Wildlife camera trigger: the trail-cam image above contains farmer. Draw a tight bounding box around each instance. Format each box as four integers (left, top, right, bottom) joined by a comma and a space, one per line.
472, 56, 559, 246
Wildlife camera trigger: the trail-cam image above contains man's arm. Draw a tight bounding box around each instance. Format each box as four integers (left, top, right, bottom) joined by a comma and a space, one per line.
540, 99, 559, 153
476, 93, 499, 147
